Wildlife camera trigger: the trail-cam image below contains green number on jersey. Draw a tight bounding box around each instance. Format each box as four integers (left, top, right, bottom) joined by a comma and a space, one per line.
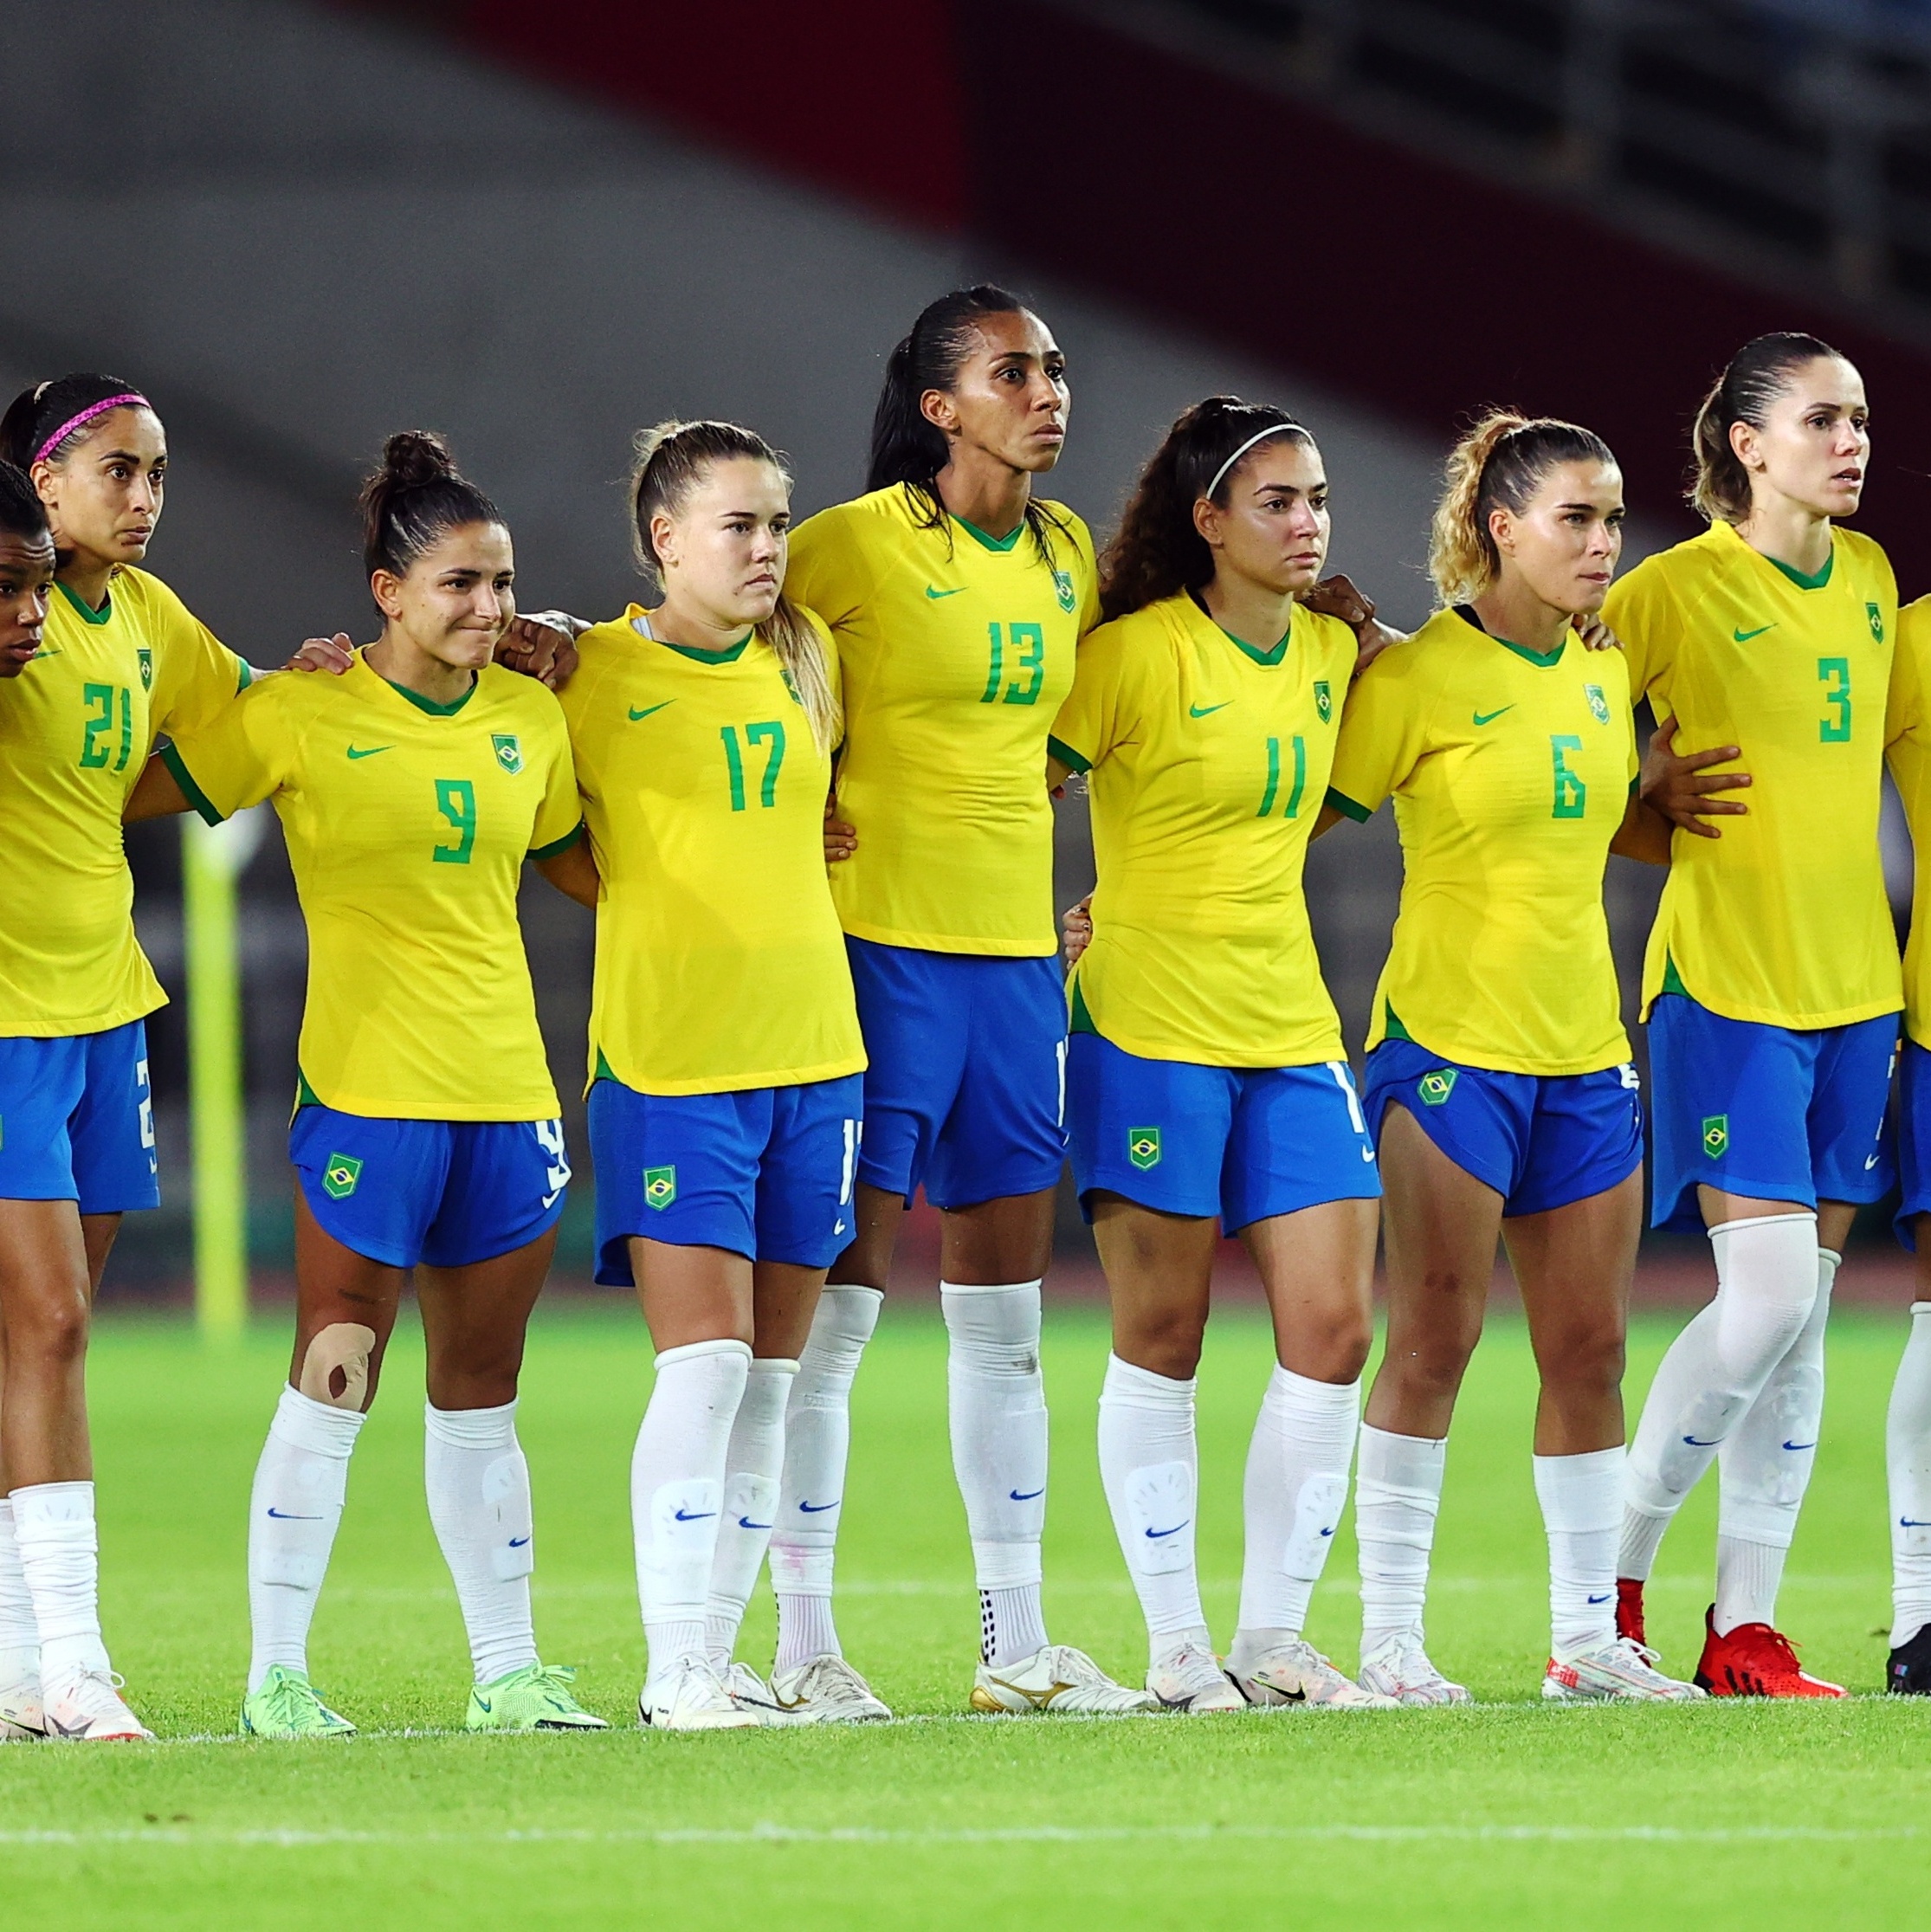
981, 623, 1046, 706
433, 779, 476, 863
720, 721, 787, 811
1818, 656, 1851, 741
1257, 735, 1307, 818
1550, 734, 1586, 819
81, 683, 133, 772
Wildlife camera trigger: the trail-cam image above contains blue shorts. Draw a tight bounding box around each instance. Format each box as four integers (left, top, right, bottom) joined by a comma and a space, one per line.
587, 1072, 864, 1283
1361, 1038, 1644, 1218
1894, 1040, 1931, 1249
0, 1021, 158, 1214
289, 1104, 570, 1270
844, 936, 1066, 1211
1647, 992, 1896, 1233
1066, 1031, 1380, 1232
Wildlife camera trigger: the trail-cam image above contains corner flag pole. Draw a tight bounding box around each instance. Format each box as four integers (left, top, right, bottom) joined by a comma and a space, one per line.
182, 807, 263, 1341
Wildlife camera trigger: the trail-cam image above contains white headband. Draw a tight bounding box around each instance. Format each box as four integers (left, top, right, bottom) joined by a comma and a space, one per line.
1205, 423, 1298, 501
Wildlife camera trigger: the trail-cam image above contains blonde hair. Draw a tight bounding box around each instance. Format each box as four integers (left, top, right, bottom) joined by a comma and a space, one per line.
629, 418, 840, 756
1429, 409, 1617, 605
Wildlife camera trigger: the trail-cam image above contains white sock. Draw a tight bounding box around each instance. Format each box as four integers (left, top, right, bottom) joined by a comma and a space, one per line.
706, 1358, 797, 1669
771, 1284, 881, 1675
1230, 1366, 1359, 1667
12, 1481, 109, 1683
942, 1281, 1050, 1666
424, 1399, 539, 1687
1356, 1425, 1446, 1654
631, 1339, 750, 1685
247, 1385, 365, 1693
1888, 1302, 1931, 1646
0, 1498, 39, 1690
1097, 1354, 1207, 1664
1711, 1248, 1835, 1635
1622, 1212, 1818, 1574
1533, 1447, 1623, 1656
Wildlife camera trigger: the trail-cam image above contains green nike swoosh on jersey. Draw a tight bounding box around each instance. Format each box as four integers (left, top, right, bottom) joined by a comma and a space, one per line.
346, 745, 393, 759
1472, 707, 1514, 727
925, 585, 966, 599
1733, 624, 1776, 642
28, 647, 61, 661
1189, 701, 1232, 718
628, 701, 675, 721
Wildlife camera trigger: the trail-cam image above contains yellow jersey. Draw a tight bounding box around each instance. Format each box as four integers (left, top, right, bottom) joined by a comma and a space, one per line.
1886, 597, 1931, 1049
559, 608, 865, 1096
785, 484, 1099, 957
164, 652, 580, 1121
1605, 517, 1900, 1028
1327, 607, 1637, 1076
0, 568, 249, 1037
1048, 592, 1354, 1067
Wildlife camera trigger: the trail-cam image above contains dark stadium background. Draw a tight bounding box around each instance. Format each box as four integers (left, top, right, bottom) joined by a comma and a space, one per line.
6, 0, 1923, 1300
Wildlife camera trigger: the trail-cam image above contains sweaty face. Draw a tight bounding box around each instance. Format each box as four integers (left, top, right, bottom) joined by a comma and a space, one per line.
1734, 356, 1869, 522
32, 405, 167, 575
1490, 460, 1624, 616
923, 310, 1069, 479
373, 522, 516, 671
1196, 436, 1330, 598
0, 531, 55, 675
650, 457, 791, 630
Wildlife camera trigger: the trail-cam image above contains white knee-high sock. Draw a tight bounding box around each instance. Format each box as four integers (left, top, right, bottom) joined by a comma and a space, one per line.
1355, 1425, 1446, 1655
424, 1399, 539, 1687
942, 1281, 1049, 1667
1097, 1354, 1207, 1664
1534, 1448, 1624, 1656
1888, 1302, 1931, 1646
13, 1481, 109, 1684
770, 1285, 881, 1675
0, 1499, 39, 1690
631, 1339, 750, 1686
1713, 1249, 1836, 1634
248, 1386, 365, 1693
1230, 1366, 1359, 1669
1621, 1213, 1818, 1579
707, 1357, 797, 1669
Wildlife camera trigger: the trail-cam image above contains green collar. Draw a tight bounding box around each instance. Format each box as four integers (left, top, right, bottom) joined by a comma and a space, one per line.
1221, 621, 1289, 667
55, 580, 112, 625
381, 672, 476, 716
954, 514, 1024, 553
1766, 549, 1835, 591
660, 630, 752, 664
1453, 603, 1565, 667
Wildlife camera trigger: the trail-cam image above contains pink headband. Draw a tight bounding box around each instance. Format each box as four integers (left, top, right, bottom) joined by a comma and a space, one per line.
33, 393, 150, 468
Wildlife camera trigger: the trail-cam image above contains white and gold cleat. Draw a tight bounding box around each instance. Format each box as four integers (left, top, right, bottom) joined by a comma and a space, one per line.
971, 1644, 1159, 1715
769, 1653, 892, 1722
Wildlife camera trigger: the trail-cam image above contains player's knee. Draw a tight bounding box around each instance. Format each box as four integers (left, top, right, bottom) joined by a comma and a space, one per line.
1539, 1320, 1625, 1401
16, 1286, 89, 1365
297, 1321, 379, 1412
1119, 1305, 1205, 1380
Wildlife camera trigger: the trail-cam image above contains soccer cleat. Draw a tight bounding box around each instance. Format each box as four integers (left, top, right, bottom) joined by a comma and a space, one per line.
970, 1644, 1159, 1715
1614, 1578, 1646, 1648
467, 1663, 608, 1732
1693, 1605, 1844, 1698
0, 1671, 45, 1741
769, 1652, 892, 1722
1355, 1633, 1469, 1707
717, 1659, 816, 1726
1146, 1642, 1248, 1714
1233, 1638, 1398, 1709
240, 1664, 357, 1740
638, 1656, 758, 1731
1542, 1637, 1705, 1703
42, 1668, 153, 1741
1887, 1623, 1931, 1696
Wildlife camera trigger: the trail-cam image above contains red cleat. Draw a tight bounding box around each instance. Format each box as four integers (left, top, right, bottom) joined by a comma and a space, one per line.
1693, 1606, 1844, 1697
1615, 1578, 1645, 1648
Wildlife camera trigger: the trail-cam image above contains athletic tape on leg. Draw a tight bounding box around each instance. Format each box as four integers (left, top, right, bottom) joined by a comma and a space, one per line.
298, 1323, 378, 1412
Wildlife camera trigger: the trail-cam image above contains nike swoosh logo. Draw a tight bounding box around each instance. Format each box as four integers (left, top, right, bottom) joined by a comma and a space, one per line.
473, 1696, 491, 1714
1866, 1154, 1883, 1170
1319, 1526, 1334, 1537
29, 647, 61, 661
925, 585, 966, 599
1902, 1518, 1931, 1528
1189, 701, 1231, 718
1782, 1441, 1817, 1453
737, 1517, 774, 1530
542, 1187, 565, 1209
1587, 1593, 1612, 1605
629, 701, 674, 720
1734, 624, 1776, 642
1009, 1486, 1045, 1502
508, 1535, 531, 1548
1682, 1435, 1722, 1447
1144, 1522, 1189, 1539
346, 745, 392, 759
673, 1508, 715, 1522
798, 1500, 838, 1514
266, 1508, 324, 1520
1472, 707, 1514, 727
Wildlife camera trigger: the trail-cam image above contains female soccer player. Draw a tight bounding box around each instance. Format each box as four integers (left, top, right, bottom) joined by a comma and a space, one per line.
1610, 333, 1898, 1697
1323, 412, 1699, 1704
127, 432, 604, 1738
1043, 399, 1389, 1711
559, 419, 867, 1730
778, 287, 1152, 1717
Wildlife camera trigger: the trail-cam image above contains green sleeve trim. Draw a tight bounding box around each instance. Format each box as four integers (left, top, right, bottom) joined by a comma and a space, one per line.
1324, 785, 1372, 823
236, 659, 254, 692
1382, 1000, 1414, 1044
1047, 734, 1092, 775
1629, 774, 1639, 796
1069, 975, 1098, 1035
527, 820, 584, 863
160, 741, 225, 826
593, 1045, 618, 1084
1661, 953, 1689, 998
294, 1069, 322, 1108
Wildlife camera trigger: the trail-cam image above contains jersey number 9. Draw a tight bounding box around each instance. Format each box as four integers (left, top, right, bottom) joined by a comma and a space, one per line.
434, 779, 477, 863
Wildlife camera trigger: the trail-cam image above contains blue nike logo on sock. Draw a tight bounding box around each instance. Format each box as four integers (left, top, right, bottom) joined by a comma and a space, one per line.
1010, 1486, 1045, 1501
1320, 1526, 1334, 1537
798, 1499, 838, 1513
737, 1517, 773, 1530
1145, 1522, 1189, 1539
508, 1535, 531, 1548
673, 1509, 715, 1522
1587, 1593, 1612, 1605
1682, 1435, 1721, 1446
1903, 1518, 1931, 1528
266, 1508, 323, 1520
1782, 1440, 1817, 1452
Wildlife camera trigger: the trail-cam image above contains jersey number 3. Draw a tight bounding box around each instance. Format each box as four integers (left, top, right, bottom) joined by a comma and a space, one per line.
982, 623, 1045, 706
1818, 657, 1851, 742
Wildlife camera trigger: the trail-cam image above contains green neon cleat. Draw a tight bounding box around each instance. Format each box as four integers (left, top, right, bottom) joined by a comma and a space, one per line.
467, 1664, 610, 1733
239, 1665, 358, 1740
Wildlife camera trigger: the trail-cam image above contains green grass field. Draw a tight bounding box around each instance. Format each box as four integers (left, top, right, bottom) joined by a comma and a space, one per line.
2, 1299, 1925, 1930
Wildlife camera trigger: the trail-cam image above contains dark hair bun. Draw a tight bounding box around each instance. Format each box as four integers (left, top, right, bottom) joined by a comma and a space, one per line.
358, 429, 501, 579
378, 430, 457, 492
